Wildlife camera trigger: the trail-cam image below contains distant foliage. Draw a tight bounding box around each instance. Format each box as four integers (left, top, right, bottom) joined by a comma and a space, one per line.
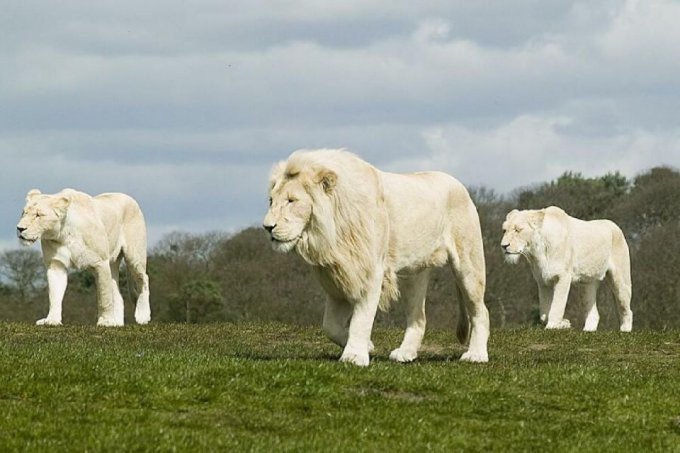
517, 170, 630, 220
1, 166, 679, 329
169, 278, 225, 323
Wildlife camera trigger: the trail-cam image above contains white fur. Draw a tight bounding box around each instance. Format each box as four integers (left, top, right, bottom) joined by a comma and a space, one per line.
17, 188, 151, 326
501, 206, 633, 332
264, 149, 490, 366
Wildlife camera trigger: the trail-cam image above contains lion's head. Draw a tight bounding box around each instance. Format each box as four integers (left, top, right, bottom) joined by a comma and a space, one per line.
263, 152, 337, 255
17, 189, 70, 245
263, 149, 393, 306
500, 209, 545, 264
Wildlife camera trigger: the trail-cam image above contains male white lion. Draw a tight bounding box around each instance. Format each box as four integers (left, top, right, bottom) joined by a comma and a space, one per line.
17, 188, 151, 326
501, 206, 632, 332
263, 149, 490, 366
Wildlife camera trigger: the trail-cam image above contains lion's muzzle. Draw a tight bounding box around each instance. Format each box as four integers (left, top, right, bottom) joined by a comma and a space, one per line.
17, 227, 38, 244
16, 227, 30, 240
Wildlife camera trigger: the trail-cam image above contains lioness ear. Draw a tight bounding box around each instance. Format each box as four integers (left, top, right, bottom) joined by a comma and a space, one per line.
506, 209, 519, 220
316, 169, 337, 193
52, 196, 71, 216
26, 189, 41, 202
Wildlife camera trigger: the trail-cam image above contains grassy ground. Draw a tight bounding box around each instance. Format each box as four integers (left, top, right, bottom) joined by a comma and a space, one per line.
0, 323, 678, 452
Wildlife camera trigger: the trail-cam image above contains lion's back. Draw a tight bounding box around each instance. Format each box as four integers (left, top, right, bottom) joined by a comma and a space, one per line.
93, 193, 144, 223
551, 210, 628, 280
380, 170, 482, 271
91, 193, 146, 242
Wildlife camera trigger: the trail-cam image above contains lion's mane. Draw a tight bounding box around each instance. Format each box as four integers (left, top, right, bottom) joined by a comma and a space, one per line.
271, 149, 399, 309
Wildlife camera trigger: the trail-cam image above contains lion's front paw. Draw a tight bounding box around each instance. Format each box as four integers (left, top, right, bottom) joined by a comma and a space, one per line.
36, 318, 62, 326
135, 310, 151, 325
389, 348, 418, 363
134, 302, 151, 325
546, 319, 571, 330
97, 316, 124, 327
339, 348, 370, 367
619, 312, 633, 332
460, 350, 488, 363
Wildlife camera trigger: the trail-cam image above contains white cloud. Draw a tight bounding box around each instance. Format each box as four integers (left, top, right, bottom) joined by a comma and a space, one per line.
399, 115, 680, 192
1, 0, 680, 250
599, 0, 680, 62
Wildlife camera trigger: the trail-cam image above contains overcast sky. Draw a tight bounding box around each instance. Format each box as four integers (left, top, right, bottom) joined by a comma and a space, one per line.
2, 0, 680, 249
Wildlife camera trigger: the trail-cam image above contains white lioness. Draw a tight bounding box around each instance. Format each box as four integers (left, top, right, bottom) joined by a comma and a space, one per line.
17, 188, 151, 326
501, 206, 633, 332
263, 149, 490, 366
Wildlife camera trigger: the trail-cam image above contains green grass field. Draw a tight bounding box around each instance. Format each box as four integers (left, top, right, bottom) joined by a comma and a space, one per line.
0, 323, 678, 452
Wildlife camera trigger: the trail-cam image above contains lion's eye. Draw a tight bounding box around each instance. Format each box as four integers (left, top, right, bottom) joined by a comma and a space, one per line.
287, 198, 296, 204
268, 198, 273, 207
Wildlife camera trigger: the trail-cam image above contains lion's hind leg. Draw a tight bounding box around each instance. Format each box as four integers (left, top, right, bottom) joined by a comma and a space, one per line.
120, 214, 151, 325
128, 262, 150, 325
94, 262, 119, 327
389, 269, 430, 363
448, 244, 489, 363
122, 249, 150, 325
605, 266, 633, 332
110, 255, 125, 326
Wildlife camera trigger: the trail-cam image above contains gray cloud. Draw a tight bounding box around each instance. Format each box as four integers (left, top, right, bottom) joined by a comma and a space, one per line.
1, 0, 680, 249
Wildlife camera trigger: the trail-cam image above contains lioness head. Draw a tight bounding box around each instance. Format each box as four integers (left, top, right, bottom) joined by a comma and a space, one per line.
500, 209, 545, 264
17, 189, 70, 245
263, 155, 337, 254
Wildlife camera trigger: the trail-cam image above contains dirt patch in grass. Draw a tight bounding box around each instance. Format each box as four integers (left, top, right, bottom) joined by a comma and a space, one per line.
525, 343, 552, 352
351, 387, 437, 403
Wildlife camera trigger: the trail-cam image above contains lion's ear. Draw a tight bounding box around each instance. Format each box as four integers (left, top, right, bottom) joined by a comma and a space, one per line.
269, 161, 286, 191
317, 169, 337, 193
506, 209, 519, 219
52, 196, 71, 217
528, 210, 545, 228
26, 189, 41, 202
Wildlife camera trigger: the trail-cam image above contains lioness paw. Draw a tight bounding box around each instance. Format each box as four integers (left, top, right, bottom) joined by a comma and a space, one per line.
389, 348, 418, 363
135, 310, 151, 325
135, 314, 151, 325
97, 316, 124, 327
36, 318, 62, 326
339, 349, 370, 367
619, 322, 632, 333
546, 319, 571, 330
460, 350, 489, 363
620, 313, 633, 332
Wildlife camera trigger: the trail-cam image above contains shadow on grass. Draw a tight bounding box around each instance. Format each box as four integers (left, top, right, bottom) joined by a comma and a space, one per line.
231, 350, 464, 364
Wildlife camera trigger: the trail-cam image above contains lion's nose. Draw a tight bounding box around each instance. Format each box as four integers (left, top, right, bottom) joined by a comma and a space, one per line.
501, 243, 510, 250
17, 226, 27, 234
263, 223, 275, 233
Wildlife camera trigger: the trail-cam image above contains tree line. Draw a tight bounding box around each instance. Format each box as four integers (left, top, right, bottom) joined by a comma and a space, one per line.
1, 166, 679, 330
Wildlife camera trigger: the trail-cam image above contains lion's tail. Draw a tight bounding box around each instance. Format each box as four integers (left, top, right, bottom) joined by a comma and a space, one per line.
455, 285, 471, 346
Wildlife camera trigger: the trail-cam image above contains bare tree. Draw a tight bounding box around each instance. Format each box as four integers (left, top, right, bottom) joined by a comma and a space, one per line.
0, 249, 46, 303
